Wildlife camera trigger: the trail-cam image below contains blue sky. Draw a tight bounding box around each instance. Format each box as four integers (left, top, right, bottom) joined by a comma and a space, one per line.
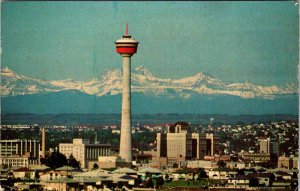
1, 1, 298, 86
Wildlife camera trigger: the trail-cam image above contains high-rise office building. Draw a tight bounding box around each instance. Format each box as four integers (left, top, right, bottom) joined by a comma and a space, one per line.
259, 138, 279, 154
157, 123, 192, 161
199, 133, 219, 160
157, 123, 219, 166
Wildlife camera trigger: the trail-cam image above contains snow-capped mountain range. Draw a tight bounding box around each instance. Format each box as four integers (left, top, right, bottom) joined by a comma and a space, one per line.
1, 66, 297, 99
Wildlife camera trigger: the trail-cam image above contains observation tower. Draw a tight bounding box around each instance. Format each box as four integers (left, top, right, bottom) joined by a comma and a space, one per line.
115, 24, 139, 163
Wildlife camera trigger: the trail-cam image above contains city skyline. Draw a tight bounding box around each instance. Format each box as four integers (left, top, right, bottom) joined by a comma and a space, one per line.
0, 2, 298, 190
2, 1, 298, 86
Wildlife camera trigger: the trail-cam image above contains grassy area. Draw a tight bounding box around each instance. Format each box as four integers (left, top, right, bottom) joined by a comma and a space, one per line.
161, 180, 208, 189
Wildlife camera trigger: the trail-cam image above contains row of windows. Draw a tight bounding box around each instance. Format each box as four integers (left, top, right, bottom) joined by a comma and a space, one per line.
2, 159, 27, 162
2, 162, 27, 166
86, 148, 110, 159
60, 145, 73, 148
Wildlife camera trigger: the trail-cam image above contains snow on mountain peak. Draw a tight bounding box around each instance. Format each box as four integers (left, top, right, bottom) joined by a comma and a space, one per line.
284, 82, 298, 93
134, 65, 154, 76
172, 71, 214, 85
1, 67, 12, 73
134, 65, 148, 72
1, 66, 298, 99
101, 69, 121, 81
1, 67, 19, 78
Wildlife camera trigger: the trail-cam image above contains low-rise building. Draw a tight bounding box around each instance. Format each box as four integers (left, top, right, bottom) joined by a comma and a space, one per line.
0, 139, 41, 167
59, 139, 111, 169
186, 160, 215, 170
249, 173, 274, 187
228, 176, 250, 188
88, 156, 127, 169
227, 161, 247, 169
208, 168, 238, 179
274, 171, 293, 180
12, 167, 30, 180
0, 155, 30, 167
0, 139, 40, 158
277, 155, 298, 169
40, 170, 64, 182
239, 152, 270, 163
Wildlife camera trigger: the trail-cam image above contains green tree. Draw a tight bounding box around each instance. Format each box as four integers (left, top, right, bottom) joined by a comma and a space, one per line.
216, 160, 226, 180
67, 154, 80, 169
146, 178, 154, 188
34, 170, 40, 181
217, 160, 226, 169
25, 171, 31, 180
198, 168, 208, 179
155, 177, 164, 188
41, 151, 67, 169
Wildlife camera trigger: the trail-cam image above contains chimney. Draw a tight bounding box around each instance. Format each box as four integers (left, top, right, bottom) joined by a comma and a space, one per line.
42, 127, 46, 158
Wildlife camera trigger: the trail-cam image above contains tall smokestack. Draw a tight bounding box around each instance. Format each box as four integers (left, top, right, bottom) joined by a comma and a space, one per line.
115, 24, 139, 163
42, 127, 46, 158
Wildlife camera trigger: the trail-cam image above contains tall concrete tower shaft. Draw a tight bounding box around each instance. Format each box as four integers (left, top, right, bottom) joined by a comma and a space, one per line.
41, 127, 46, 158
115, 24, 138, 163
120, 56, 132, 162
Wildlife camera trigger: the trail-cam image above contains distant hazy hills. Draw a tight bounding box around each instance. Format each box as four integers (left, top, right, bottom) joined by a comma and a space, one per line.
1, 67, 298, 114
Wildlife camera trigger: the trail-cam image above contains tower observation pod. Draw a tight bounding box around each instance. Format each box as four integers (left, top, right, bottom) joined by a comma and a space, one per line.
115, 24, 139, 163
